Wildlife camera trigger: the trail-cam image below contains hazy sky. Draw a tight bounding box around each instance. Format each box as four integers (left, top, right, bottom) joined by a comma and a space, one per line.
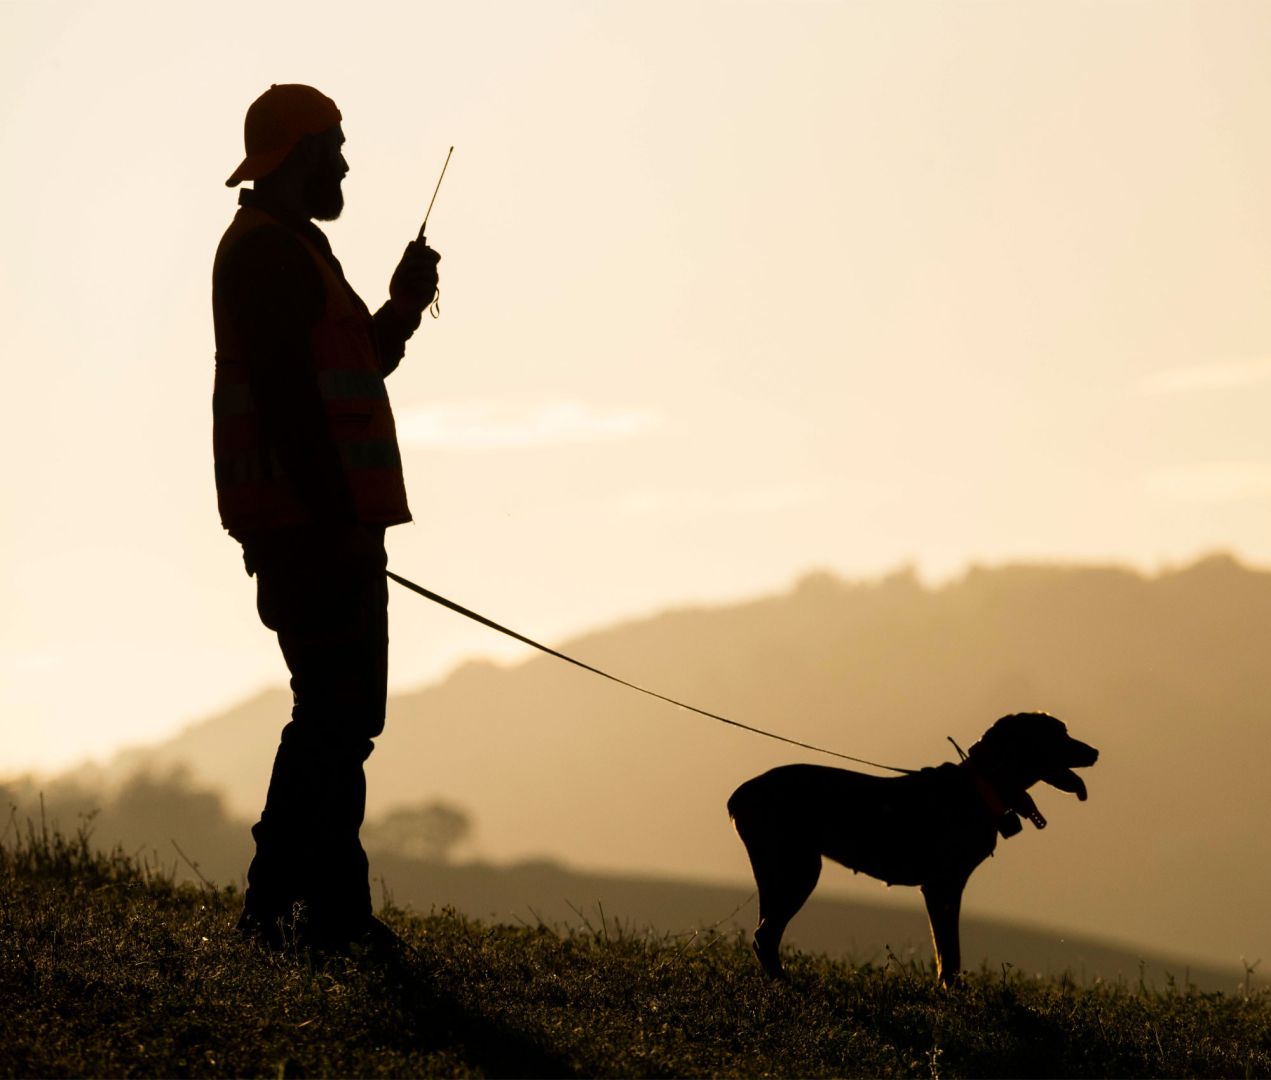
5, 0, 1271, 773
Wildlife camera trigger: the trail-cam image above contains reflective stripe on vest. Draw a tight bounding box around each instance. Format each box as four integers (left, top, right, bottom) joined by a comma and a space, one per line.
211, 206, 412, 530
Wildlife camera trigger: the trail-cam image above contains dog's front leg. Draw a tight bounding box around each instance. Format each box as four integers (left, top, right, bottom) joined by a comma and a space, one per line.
921, 876, 968, 987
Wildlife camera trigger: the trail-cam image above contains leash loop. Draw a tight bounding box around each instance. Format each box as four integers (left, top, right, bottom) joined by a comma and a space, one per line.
387, 569, 913, 774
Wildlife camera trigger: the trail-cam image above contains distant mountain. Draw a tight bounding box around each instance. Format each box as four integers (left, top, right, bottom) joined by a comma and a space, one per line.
64, 554, 1271, 974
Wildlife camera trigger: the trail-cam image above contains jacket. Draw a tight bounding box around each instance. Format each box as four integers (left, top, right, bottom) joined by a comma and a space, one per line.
211, 191, 416, 531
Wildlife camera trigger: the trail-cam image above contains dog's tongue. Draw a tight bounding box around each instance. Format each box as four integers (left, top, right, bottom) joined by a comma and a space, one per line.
1046, 767, 1088, 801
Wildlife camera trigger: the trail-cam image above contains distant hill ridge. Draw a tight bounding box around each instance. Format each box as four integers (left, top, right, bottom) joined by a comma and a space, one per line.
59, 554, 1271, 973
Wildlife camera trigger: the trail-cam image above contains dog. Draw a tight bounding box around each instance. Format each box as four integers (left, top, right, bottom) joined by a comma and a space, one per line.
727, 712, 1098, 986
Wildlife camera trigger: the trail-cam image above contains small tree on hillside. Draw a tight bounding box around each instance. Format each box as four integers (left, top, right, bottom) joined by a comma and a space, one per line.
362, 801, 472, 862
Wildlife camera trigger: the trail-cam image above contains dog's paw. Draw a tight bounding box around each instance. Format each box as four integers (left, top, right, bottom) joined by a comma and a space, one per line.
752, 934, 788, 981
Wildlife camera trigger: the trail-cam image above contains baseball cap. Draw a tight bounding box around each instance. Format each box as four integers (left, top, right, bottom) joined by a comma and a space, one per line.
225, 84, 342, 188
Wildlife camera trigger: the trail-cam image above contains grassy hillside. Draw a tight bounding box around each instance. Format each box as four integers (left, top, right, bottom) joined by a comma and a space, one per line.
2, 772, 1248, 995
78, 554, 1271, 972
3, 824, 1268, 1078
367, 854, 1254, 996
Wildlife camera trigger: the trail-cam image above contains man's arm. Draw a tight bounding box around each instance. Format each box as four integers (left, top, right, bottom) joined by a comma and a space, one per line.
221, 226, 359, 523
371, 301, 421, 377
374, 239, 441, 376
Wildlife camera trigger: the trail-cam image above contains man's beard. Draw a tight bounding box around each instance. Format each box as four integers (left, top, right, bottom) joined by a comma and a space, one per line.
308, 171, 344, 221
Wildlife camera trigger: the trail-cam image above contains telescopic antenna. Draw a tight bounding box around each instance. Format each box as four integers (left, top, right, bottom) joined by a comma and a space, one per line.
418, 145, 454, 242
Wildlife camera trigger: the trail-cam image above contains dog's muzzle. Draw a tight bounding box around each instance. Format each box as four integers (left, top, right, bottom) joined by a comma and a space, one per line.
1043, 739, 1099, 801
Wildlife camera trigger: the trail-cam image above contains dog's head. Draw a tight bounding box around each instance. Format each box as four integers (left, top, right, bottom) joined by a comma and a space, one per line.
969, 712, 1099, 824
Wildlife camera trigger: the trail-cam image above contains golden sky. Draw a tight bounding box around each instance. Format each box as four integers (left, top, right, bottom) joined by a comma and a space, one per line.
5, 0, 1271, 772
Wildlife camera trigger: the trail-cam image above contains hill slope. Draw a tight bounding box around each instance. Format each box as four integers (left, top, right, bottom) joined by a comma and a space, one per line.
64, 554, 1271, 972
369, 854, 1252, 996
4, 828, 1268, 1079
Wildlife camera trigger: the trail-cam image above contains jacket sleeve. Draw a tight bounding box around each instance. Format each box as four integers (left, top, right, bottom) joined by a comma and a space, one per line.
219, 226, 360, 524
371, 301, 422, 377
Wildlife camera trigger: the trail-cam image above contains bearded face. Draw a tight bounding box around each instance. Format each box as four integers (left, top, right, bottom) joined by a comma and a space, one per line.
307, 164, 345, 221
306, 125, 348, 222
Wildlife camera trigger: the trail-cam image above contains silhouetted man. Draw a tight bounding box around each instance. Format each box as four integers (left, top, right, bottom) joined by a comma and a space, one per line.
211, 84, 439, 952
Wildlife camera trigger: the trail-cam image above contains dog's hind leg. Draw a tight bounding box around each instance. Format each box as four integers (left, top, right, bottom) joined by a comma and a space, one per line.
748, 843, 822, 980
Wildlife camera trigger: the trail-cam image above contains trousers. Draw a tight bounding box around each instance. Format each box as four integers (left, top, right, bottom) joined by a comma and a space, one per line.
236, 525, 389, 939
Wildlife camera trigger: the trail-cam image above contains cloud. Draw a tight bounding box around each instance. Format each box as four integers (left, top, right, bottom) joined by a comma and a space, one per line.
611, 484, 822, 517
1146, 461, 1271, 502
1138, 358, 1271, 396
395, 399, 659, 449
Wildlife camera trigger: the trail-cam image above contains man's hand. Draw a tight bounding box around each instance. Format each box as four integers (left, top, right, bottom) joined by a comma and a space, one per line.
389, 240, 441, 318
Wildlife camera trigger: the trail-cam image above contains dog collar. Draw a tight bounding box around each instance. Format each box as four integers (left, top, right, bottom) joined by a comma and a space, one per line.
965, 766, 1047, 833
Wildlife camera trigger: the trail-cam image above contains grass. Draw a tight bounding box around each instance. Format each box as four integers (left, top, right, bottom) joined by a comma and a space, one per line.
2, 817, 1269, 1078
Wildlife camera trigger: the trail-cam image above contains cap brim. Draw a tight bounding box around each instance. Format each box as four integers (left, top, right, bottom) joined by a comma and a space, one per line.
225, 145, 294, 187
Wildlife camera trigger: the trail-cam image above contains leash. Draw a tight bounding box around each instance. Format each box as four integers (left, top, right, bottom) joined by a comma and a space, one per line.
387, 569, 914, 773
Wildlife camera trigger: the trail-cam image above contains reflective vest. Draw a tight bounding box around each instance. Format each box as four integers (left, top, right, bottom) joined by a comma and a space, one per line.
212, 206, 412, 530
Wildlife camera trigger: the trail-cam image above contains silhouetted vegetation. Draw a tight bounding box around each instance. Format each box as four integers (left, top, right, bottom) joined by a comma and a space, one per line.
0, 767, 250, 886
2, 821, 1268, 1077
0, 771, 475, 893
363, 800, 473, 863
